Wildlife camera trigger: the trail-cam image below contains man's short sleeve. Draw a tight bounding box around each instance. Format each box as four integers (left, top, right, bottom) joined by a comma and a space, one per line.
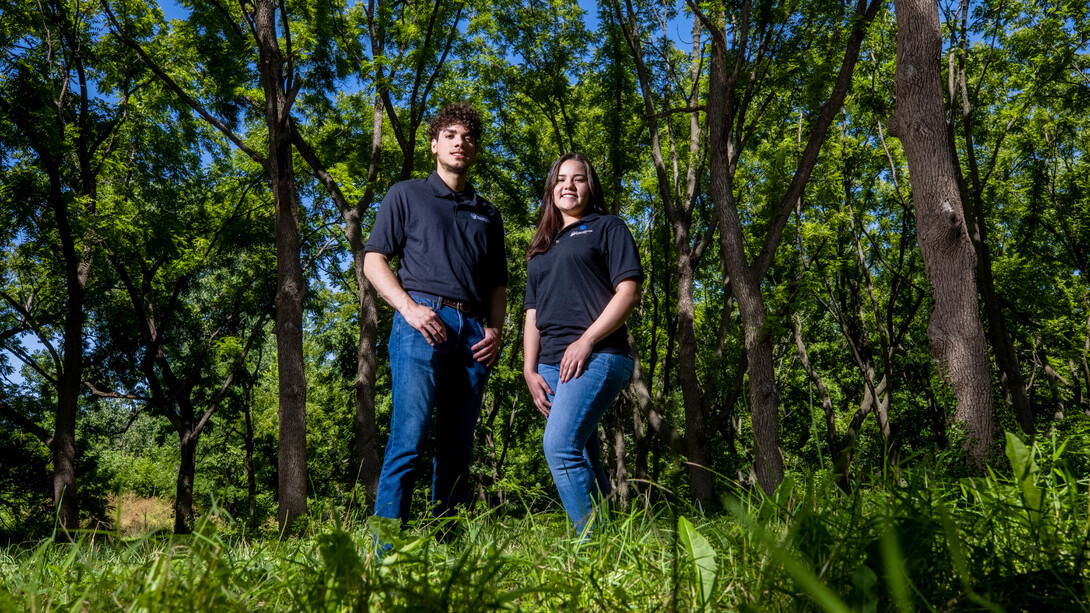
606, 218, 644, 287
488, 210, 509, 288
364, 186, 406, 257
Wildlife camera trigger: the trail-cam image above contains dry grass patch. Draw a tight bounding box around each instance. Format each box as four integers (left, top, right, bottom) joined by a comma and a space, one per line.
107, 493, 173, 536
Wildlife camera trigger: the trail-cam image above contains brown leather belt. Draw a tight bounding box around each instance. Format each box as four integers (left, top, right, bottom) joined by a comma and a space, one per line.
441, 298, 473, 313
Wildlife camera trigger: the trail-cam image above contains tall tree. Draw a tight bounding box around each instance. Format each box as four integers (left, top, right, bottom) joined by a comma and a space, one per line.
0, 0, 140, 531
945, 0, 1024, 434
611, 1, 722, 507
944, 0, 1090, 434
87, 134, 275, 532
695, 0, 881, 494
103, 0, 310, 529
888, 0, 994, 460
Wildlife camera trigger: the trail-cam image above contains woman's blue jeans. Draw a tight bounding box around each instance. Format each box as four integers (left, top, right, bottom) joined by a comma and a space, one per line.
373, 292, 490, 525
538, 352, 634, 534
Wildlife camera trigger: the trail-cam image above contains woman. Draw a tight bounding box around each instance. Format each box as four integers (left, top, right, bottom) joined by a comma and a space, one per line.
523, 153, 643, 534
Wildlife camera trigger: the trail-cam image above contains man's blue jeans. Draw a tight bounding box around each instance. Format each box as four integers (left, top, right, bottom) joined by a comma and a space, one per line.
373, 292, 490, 524
538, 352, 634, 534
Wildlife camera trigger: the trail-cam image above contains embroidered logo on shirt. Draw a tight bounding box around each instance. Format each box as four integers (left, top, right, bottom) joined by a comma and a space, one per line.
570, 227, 593, 236
470, 213, 488, 222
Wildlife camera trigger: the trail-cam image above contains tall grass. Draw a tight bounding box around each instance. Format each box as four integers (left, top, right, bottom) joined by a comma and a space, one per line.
1, 432, 1086, 611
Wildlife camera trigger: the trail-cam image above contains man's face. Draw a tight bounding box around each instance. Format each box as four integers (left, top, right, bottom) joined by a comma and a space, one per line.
431, 123, 477, 175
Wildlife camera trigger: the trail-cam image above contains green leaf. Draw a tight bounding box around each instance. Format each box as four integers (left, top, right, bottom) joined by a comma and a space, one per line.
367, 515, 402, 549
1004, 431, 1042, 523
678, 516, 718, 611
1004, 431, 1038, 482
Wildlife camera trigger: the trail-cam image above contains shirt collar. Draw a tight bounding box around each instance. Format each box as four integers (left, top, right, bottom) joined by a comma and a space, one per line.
427, 171, 477, 201
559, 212, 601, 235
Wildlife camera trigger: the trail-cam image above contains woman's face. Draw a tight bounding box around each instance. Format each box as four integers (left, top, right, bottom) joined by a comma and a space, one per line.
552, 159, 591, 221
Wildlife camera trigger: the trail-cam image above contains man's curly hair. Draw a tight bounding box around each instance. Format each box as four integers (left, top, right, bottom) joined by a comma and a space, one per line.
427, 102, 483, 142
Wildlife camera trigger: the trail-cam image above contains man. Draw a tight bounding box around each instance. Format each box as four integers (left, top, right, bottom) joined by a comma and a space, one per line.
363, 103, 507, 526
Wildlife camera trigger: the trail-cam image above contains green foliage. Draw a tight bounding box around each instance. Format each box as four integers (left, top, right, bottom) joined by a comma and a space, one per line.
2, 434, 1087, 610
0, 424, 51, 540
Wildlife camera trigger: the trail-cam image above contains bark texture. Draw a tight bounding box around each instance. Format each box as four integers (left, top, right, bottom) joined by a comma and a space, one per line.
888, 0, 994, 461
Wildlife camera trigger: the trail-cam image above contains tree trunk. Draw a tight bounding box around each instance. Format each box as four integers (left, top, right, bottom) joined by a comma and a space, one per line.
953, 116, 1034, 435
52, 380, 80, 532
272, 134, 308, 534
254, 0, 308, 532
244, 388, 257, 525
174, 427, 197, 534
611, 4, 714, 507
677, 261, 716, 506
612, 404, 629, 510
353, 251, 382, 500
289, 98, 384, 507
703, 17, 784, 493
349, 96, 385, 502
739, 289, 785, 494
888, 0, 994, 462
965, 200, 1032, 432
48, 161, 83, 534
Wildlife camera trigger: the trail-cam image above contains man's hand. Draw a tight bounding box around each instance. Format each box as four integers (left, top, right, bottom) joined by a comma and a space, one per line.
401, 301, 447, 346
559, 337, 593, 383
472, 327, 501, 365
524, 371, 553, 417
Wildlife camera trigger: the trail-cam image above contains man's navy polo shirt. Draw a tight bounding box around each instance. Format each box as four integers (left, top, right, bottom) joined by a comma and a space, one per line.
524, 212, 643, 364
365, 172, 507, 310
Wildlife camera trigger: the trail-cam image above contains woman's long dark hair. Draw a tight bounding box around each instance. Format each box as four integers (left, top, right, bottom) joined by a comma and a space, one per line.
526, 153, 607, 260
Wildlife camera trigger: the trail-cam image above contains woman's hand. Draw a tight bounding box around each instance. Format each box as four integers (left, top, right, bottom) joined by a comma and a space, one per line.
559, 337, 593, 384
524, 371, 553, 417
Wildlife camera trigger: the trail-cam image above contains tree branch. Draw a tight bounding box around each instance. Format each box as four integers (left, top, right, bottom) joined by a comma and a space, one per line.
101, 0, 266, 166
0, 397, 53, 447
83, 382, 152, 402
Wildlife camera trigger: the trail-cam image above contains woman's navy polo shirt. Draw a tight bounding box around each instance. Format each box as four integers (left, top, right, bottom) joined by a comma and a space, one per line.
524, 212, 643, 364
365, 172, 507, 310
